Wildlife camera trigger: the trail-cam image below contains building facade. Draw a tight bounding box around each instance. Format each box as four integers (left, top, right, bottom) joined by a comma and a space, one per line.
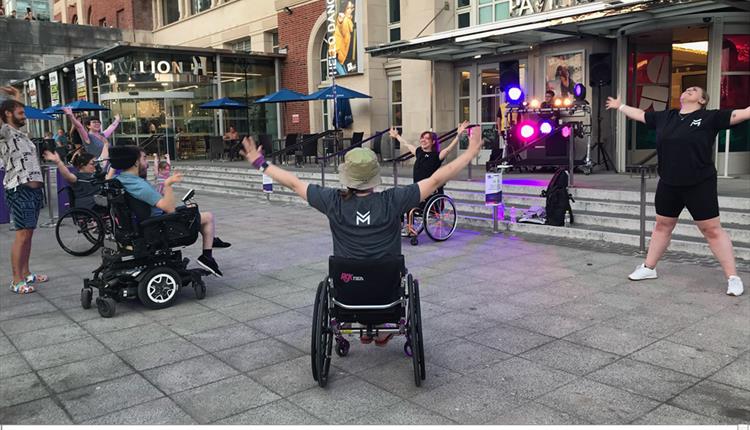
4, 0, 53, 20
52, 0, 153, 30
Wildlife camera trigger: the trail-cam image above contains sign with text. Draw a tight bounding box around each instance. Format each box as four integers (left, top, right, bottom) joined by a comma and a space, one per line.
49, 72, 60, 107
325, 0, 363, 77
28, 79, 38, 108
485, 172, 503, 206
74, 62, 87, 100
92, 56, 209, 77
510, 0, 597, 17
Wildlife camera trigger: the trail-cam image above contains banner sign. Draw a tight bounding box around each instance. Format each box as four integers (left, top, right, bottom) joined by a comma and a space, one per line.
75, 62, 87, 100
485, 172, 503, 206
28, 79, 38, 108
49, 72, 60, 107
325, 0, 362, 77
262, 174, 273, 193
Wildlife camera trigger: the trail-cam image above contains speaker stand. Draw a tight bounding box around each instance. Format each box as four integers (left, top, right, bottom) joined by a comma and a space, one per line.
591, 82, 615, 172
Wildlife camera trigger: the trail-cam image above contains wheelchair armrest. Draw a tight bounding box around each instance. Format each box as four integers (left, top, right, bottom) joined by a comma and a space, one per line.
139, 212, 183, 229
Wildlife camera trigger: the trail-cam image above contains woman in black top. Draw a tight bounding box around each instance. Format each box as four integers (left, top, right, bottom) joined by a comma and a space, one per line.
388, 121, 469, 197
606, 86, 750, 296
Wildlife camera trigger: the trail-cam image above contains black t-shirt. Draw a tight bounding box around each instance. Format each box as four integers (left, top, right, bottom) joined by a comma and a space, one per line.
71, 171, 99, 209
644, 109, 733, 186
412, 147, 442, 183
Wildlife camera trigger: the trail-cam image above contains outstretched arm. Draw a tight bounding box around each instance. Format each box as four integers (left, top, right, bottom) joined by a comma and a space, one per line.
43, 150, 77, 183
102, 114, 121, 138
155, 173, 182, 213
388, 127, 417, 156
62, 107, 90, 143
439, 120, 470, 160
418, 126, 482, 201
606, 97, 646, 124
730, 106, 750, 126
241, 136, 309, 201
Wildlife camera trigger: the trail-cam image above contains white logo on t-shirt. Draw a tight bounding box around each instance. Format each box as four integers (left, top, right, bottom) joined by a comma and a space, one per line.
356, 211, 371, 225
690, 119, 702, 127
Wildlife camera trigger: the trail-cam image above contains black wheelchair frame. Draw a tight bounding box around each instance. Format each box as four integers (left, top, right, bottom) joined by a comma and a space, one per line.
311, 256, 426, 388
55, 174, 113, 257
81, 180, 208, 318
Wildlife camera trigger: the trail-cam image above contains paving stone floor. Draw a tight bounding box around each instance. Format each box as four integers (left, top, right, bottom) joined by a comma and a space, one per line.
1, 193, 748, 425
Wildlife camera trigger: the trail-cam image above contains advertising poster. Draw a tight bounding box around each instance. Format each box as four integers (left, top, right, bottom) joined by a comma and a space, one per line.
75, 62, 88, 100
545, 52, 584, 99
49, 72, 60, 107
28, 79, 38, 108
325, 0, 363, 77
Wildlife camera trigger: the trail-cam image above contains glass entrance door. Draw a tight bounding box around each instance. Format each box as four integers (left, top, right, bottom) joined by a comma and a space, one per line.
626, 26, 709, 164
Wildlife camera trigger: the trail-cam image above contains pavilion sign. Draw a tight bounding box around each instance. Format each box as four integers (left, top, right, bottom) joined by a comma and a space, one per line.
510, 0, 597, 17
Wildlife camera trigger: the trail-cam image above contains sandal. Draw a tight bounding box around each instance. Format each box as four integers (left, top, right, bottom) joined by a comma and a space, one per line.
374, 333, 395, 347
25, 273, 49, 284
10, 281, 36, 294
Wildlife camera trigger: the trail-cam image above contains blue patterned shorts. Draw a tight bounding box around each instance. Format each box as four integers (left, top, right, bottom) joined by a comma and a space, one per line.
5, 185, 44, 230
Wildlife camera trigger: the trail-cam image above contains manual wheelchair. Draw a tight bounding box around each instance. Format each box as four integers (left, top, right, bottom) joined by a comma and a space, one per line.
311, 255, 426, 388
81, 179, 209, 318
402, 192, 458, 246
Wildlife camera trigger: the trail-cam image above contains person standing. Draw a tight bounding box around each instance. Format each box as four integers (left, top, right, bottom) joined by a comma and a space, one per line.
63, 107, 120, 159
607, 86, 750, 296
0, 99, 48, 294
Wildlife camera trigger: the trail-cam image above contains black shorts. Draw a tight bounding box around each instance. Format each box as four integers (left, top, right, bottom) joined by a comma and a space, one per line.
655, 176, 719, 221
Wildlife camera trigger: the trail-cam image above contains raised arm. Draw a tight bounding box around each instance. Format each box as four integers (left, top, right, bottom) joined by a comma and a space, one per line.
606, 97, 646, 124
388, 127, 417, 156
152, 153, 159, 178
63, 107, 90, 143
418, 125, 482, 201
43, 150, 77, 183
155, 173, 182, 213
730, 106, 750, 126
102, 114, 121, 138
439, 120, 469, 160
241, 136, 309, 201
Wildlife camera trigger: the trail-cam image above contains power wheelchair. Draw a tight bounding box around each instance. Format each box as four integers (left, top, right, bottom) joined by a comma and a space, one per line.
81, 179, 209, 318
311, 255, 426, 388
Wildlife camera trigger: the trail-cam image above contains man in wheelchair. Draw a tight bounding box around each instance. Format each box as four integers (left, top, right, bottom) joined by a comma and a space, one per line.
108, 146, 225, 277
240, 129, 482, 386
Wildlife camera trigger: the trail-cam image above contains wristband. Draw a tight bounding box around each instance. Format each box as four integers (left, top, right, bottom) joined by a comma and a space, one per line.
259, 161, 270, 173
251, 155, 265, 169
618, 104, 627, 112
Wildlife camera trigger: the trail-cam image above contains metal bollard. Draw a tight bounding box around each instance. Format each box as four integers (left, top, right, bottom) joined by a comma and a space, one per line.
639, 166, 647, 254
39, 165, 58, 228
321, 156, 326, 188
467, 162, 472, 181
393, 160, 398, 188
492, 205, 498, 233
568, 124, 575, 187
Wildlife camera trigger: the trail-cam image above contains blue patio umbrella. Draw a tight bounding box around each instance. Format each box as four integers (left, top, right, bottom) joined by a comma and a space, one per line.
65, 100, 110, 112
255, 89, 306, 104
304, 84, 371, 101
42, 104, 65, 115
199, 97, 248, 110
24, 106, 55, 121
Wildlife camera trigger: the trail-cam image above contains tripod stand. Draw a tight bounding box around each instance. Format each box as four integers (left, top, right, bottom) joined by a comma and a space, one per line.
589, 82, 615, 172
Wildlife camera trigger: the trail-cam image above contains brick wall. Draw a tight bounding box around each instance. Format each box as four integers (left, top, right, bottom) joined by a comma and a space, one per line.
278, 0, 324, 134
60, 0, 152, 30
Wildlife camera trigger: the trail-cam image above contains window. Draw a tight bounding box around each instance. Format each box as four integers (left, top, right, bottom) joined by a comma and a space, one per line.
458, 70, 470, 122
232, 38, 252, 53
271, 30, 279, 53
115, 9, 124, 28
720, 33, 750, 152
320, 39, 331, 82
98, 17, 107, 27
388, 0, 400, 42
162, 0, 179, 25
457, 0, 470, 28
478, 0, 509, 25
191, 0, 211, 14
389, 78, 402, 127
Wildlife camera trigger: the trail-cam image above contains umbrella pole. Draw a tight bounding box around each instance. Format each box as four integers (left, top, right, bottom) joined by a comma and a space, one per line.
244, 64, 251, 136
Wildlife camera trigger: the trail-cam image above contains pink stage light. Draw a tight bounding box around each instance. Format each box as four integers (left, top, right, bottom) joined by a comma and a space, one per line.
520, 124, 535, 139
561, 126, 572, 138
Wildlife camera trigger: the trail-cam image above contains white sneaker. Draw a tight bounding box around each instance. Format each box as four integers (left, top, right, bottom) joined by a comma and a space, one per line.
628, 264, 657, 281
727, 276, 744, 297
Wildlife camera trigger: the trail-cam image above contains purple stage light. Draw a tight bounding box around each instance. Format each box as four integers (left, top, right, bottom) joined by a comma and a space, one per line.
573, 83, 586, 100
507, 86, 523, 102
539, 121, 553, 134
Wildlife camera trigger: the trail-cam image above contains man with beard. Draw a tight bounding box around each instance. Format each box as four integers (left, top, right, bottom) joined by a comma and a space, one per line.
1, 98, 47, 294
108, 146, 226, 277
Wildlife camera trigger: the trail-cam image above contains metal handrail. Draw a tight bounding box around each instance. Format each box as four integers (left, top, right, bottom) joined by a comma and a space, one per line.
316, 128, 390, 162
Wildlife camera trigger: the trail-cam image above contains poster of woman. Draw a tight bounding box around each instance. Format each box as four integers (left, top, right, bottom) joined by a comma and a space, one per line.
545, 52, 584, 99
331, 0, 361, 76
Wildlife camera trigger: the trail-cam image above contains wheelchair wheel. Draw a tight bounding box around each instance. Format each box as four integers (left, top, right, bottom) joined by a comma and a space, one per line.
138, 267, 181, 310
311, 280, 332, 387
424, 194, 457, 242
311, 281, 325, 382
407, 274, 424, 387
414, 279, 426, 380
193, 278, 206, 300
56, 209, 104, 256
80, 287, 93, 309
96, 296, 116, 318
